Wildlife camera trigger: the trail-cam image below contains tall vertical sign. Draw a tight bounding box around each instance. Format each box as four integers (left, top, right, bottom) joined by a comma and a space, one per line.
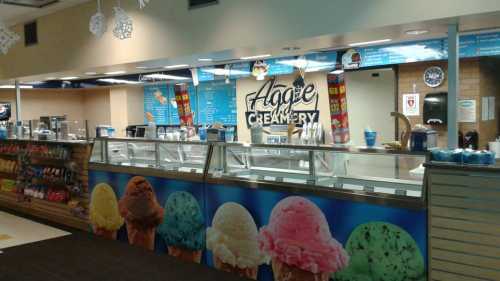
174, 84, 194, 126
328, 74, 350, 144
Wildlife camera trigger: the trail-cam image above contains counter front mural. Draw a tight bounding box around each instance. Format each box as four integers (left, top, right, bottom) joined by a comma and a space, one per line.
89, 171, 427, 281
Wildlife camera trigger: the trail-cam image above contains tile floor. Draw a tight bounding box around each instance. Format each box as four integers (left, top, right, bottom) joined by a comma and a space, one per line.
0, 211, 70, 249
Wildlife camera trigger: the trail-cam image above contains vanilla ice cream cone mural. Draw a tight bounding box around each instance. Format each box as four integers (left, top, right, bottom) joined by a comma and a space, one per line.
207, 202, 267, 279
158, 191, 205, 263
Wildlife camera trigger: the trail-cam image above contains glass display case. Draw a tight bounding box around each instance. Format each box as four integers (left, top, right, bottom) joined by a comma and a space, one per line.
207, 143, 427, 199
90, 138, 209, 174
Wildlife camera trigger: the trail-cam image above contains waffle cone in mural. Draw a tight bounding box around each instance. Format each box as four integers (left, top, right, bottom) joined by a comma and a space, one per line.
119, 176, 163, 251
126, 224, 157, 250
167, 246, 202, 263
271, 258, 330, 281
89, 183, 124, 241
214, 256, 258, 280
92, 226, 118, 240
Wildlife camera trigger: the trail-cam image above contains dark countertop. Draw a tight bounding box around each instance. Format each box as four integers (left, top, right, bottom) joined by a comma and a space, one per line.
424, 161, 500, 173
0, 208, 249, 281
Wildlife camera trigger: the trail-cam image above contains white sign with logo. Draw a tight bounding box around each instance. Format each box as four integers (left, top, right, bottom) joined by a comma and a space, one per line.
458, 99, 476, 123
403, 93, 420, 116
244, 77, 319, 128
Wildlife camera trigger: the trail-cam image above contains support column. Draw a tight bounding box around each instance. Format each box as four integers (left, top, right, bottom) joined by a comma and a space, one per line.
15, 80, 21, 125
447, 24, 459, 149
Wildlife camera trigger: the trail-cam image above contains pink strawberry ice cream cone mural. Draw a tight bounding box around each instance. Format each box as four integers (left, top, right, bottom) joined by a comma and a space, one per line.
259, 196, 349, 281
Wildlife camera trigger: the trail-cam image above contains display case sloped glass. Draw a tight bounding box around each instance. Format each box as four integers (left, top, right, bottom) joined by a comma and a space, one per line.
89, 138, 209, 174
207, 143, 427, 199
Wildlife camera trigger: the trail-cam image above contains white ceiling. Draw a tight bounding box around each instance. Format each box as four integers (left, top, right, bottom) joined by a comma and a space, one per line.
0, 0, 91, 26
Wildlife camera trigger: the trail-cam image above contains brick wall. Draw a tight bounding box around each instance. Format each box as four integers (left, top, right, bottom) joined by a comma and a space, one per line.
397, 58, 499, 149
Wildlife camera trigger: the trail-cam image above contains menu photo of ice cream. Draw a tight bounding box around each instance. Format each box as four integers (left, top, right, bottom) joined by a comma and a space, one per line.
158, 191, 205, 263
259, 196, 350, 281
207, 202, 267, 280
334, 222, 426, 281
118, 176, 164, 251
89, 183, 124, 240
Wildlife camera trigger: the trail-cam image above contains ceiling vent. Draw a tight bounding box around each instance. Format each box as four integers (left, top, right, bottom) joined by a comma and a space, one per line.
2, 0, 58, 8
188, 0, 218, 9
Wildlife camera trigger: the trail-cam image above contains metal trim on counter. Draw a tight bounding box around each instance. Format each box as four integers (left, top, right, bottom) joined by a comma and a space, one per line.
97, 137, 428, 157
89, 162, 205, 183
205, 176, 427, 210
0, 138, 91, 146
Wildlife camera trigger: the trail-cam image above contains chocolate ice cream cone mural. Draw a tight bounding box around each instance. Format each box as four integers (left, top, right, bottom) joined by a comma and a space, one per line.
89, 183, 124, 240
158, 191, 205, 263
119, 176, 163, 250
259, 196, 349, 281
207, 202, 267, 280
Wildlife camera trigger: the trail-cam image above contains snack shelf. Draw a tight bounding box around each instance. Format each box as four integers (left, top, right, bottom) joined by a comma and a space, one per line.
0, 189, 88, 230
0, 171, 18, 180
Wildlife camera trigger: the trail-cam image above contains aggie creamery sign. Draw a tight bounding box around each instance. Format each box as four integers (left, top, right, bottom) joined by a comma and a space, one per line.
244, 77, 319, 128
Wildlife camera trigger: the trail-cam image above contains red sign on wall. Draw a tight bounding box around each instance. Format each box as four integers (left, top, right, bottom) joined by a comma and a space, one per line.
174, 84, 194, 126
327, 74, 350, 144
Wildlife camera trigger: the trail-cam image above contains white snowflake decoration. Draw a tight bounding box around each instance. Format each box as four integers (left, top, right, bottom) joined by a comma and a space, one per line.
113, 7, 133, 40
0, 20, 20, 55
89, 12, 106, 38
138, 0, 150, 9
89, 0, 106, 38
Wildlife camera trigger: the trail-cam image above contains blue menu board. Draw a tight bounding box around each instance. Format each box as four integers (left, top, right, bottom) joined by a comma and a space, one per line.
144, 80, 237, 125
265, 57, 295, 76
360, 39, 445, 67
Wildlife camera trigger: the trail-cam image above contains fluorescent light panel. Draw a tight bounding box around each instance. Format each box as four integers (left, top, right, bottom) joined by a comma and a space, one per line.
164, 64, 189, 69
0, 85, 34, 89
98, 78, 142, 85
348, 39, 392, 47
143, 74, 190, 80
104, 71, 127, 75
240, 54, 272, 60
60, 76, 79, 80
198, 58, 213, 62
202, 68, 250, 76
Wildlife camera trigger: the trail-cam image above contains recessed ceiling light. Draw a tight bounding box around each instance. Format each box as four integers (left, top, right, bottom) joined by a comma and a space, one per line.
60, 76, 79, 80
85, 72, 98, 75
104, 71, 127, 75
198, 58, 213, 62
164, 64, 189, 69
405, 29, 429, 36
348, 39, 392, 47
240, 54, 272, 60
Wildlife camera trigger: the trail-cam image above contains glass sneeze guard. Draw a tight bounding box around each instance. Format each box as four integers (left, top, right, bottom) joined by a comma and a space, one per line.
90, 138, 209, 175
208, 143, 427, 198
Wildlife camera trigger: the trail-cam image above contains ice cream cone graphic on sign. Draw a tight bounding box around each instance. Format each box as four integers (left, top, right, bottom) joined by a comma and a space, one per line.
158, 191, 205, 263
89, 183, 124, 240
207, 202, 267, 280
259, 196, 349, 281
119, 176, 163, 250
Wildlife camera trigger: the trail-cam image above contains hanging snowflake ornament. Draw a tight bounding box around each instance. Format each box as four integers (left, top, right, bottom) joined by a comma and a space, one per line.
0, 20, 20, 55
113, 6, 133, 40
138, 0, 150, 9
89, 0, 106, 38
